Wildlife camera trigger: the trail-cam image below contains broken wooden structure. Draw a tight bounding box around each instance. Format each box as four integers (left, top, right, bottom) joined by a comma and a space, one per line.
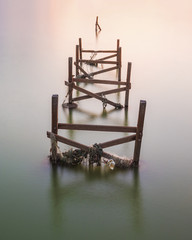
76, 38, 122, 81
95, 16, 101, 33
62, 57, 131, 109
47, 95, 146, 168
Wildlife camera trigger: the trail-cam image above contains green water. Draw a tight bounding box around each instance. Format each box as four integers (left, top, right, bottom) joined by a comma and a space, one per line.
1, 0, 192, 239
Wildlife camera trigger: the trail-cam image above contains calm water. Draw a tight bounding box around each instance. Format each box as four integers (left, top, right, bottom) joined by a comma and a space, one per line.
1, 0, 192, 239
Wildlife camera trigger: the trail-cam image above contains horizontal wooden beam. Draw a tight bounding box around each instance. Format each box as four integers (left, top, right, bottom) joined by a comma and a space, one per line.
99, 134, 136, 149
78, 59, 118, 64
73, 78, 126, 85
72, 87, 126, 102
82, 50, 117, 53
58, 123, 137, 133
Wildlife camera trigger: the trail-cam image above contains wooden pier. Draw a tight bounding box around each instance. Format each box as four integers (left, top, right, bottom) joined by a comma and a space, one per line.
63, 57, 131, 109
76, 38, 121, 81
47, 95, 146, 167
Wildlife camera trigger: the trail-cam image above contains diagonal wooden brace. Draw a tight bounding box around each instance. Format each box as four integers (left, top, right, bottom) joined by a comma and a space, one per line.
74, 62, 92, 79
65, 81, 123, 109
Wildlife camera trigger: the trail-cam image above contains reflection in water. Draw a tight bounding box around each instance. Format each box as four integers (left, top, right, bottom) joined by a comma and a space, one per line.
50, 165, 143, 235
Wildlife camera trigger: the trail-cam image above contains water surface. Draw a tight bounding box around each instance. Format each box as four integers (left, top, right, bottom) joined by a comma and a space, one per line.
1, 1, 192, 239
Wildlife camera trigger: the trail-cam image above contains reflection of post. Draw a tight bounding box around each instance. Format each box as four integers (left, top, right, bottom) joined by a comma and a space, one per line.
124, 108, 128, 126
68, 109, 74, 140
132, 168, 143, 232
50, 165, 63, 228
133, 100, 146, 165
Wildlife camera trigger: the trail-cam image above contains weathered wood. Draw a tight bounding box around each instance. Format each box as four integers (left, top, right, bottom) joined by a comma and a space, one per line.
68, 57, 73, 104
133, 100, 146, 165
78, 59, 118, 65
74, 62, 92, 79
47, 131, 89, 152
47, 132, 134, 168
89, 66, 118, 76
82, 50, 117, 53
76, 45, 79, 76
117, 47, 122, 81
99, 134, 136, 149
72, 87, 126, 102
58, 123, 137, 133
52, 95, 58, 134
72, 78, 127, 85
51, 95, 58, 162
117, 39, 120, 51
79, 38, 82, 61
125, 62, 132, 108
95, 16, 101, 31
68, 83, 123, 108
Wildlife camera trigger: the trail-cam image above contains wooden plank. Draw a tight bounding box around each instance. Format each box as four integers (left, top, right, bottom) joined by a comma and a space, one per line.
73, 78, 127, 85
52, 95, 58, 134
82, 50, 117, 53
133, 100, 147, 165
99, 134, 136, 149
124, 62, 132, 108
58, 123, 137, 133
79, 59, 118, 64
71, 83, 123, 108
89, 66, 118, 76
72, 87, 126, 102
47, 131, 89, 152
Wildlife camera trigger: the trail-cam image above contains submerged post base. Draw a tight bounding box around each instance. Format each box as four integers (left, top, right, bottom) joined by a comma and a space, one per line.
62, 103, 78, 109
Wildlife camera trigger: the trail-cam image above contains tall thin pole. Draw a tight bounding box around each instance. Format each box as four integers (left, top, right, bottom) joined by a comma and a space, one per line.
79, 38, 82, 64
124, 62, 132, 108
133, 100, 146, 166
76, 45, 79, 77
52, 94, 58, 134
117, 47, 122, 81
68, 57, 73, 105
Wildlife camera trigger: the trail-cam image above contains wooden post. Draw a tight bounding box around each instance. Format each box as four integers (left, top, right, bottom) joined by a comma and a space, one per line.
133, 100, 146, 166
117, 39, 119, 68
124, 62, 132, 108
51, 94, 58, 162
95, 16, 98, 32
68, 57, 73, 104
117, 39, 120, 53
79, 38, 82, 64
63, 58, 77, 109
117, 47, 122, 81
52, 94, 58, 134
76, 45, 79, 77
95, 16, 101, 32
